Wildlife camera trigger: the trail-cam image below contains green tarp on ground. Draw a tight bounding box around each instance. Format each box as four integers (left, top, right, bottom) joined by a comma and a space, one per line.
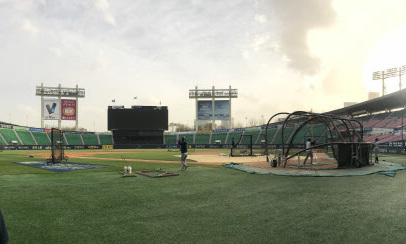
223, 161, 406, 177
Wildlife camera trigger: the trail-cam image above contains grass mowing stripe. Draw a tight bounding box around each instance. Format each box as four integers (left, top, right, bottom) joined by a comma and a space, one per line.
0, 150, 406, 243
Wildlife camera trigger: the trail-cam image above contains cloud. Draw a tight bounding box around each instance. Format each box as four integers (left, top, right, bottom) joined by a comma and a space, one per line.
21, 19, 39, 36
269, 0, 336, 75
254, 14, 267, 23
94, 0, 116, 26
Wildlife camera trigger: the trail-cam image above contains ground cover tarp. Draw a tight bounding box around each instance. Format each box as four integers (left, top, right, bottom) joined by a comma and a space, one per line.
15, 161, 110, 172
223, 161, 406, 177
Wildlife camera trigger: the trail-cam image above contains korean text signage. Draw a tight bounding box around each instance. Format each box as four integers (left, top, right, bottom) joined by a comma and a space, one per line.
43, 98, 59, 120
61, 99, 77, 120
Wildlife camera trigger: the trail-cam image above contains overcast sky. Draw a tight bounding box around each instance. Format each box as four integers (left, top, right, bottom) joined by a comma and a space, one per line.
1, 0, 406, 131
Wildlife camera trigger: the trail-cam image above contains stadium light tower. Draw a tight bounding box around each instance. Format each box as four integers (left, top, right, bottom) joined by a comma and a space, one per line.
373, 65, 406, 96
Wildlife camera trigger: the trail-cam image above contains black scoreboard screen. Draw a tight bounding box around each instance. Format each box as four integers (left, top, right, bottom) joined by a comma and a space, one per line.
108, 106, 168, 130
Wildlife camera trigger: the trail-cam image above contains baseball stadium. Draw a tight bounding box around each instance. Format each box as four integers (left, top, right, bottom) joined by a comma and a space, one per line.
3, 1, 406, 243
1, 84, 406, 243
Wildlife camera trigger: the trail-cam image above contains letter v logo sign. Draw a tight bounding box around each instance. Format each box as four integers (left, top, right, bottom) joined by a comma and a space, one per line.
46, 103, 57, 114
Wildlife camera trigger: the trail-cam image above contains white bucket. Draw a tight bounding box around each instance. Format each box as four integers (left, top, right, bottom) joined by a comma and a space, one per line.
124, 166, 132, 174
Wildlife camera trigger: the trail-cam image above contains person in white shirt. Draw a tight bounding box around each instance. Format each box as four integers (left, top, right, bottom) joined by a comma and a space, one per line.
303, 138, 313, 165
374, 138, 379, 164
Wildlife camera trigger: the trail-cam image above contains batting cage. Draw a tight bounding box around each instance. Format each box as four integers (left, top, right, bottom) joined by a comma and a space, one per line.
48, 128, 67, 164
264, 111, 372, 169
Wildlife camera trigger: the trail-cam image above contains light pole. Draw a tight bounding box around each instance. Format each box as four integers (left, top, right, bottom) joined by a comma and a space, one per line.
373, 65, 406, 96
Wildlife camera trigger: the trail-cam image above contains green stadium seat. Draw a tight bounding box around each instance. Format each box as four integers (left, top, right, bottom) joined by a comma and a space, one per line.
164, 134, 177, 145
16, 130, 36, 145
31, 131, 50, 145
99, 134, 113, 145
273, 127, 295, 145
195, 133, 211, 144
0, 129, 20, 145
82, 134, 99, 145
211, 133, 228, 144
258, 128, 277, 144
227, 132, 243, 144
65, 133, 83, 145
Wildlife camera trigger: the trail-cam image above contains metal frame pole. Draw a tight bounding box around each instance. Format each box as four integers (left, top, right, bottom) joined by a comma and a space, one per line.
41, 83, 44, 128
382, 71, 385, 96
212, 86, 215, 130
195, 86, 198, 130
58, 84, 61, 129
75, 85, 79, 131
229, 85, 232, 129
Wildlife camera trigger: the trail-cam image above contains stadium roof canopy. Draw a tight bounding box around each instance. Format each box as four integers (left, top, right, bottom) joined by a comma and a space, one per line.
328, 88, 406, 117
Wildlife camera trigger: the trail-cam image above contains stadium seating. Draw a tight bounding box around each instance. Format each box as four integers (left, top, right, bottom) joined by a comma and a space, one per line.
164, 134, 177, 145
241, 131, 260, 144
194, 133, 211, 144
0, 129, 20, 145
31, 131, 50, 145
211, 133, 228, 144
363, 120, 381, 128
290, 125, 311, 144
65, 133, 83, 145
82, 134, 99, 145
227, 131, 243, 144
16, 130, 36, 145
99, 134, 113, 145
272, 126, 295, 145
256, 128, 277, 144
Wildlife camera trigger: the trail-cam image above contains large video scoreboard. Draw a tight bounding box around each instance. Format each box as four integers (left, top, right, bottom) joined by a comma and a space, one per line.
108, 106, 168, 131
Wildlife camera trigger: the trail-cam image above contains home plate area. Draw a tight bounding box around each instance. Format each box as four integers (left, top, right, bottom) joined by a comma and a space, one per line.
15, 161, 111, 172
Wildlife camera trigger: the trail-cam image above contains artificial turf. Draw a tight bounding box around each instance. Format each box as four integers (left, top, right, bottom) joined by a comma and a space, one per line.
1, 150, 406, 243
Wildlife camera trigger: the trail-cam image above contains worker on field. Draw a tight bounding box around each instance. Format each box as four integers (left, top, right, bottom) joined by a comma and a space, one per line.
0, 208, 8, 244
178, 137, 188, 171
374, 138, 380, 164
230, 137, 235, 156
303, 138, 313, 165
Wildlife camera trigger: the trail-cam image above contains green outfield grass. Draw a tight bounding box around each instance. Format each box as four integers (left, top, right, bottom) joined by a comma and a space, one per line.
1, 149, 406, 243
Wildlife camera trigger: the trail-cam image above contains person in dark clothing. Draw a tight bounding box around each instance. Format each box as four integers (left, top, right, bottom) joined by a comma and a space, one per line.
0, 208, 8, 244
178, 137, 188, 171
230, 137, 235, 156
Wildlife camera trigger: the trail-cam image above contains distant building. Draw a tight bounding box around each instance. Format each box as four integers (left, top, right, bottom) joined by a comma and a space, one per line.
368, 92, 380, 100
344, 102, 357, 108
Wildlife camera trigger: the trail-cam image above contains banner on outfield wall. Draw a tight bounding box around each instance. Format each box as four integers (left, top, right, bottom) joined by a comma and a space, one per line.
61, 99, 77, 120
43, 98, 60, 120
29, 128, 45, 132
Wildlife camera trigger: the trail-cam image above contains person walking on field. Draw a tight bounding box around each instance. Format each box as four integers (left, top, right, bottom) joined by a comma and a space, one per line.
303, 138, 313, 165
374, 138, 380, 164
0, 208, 8, 244
178, 137, 188, 171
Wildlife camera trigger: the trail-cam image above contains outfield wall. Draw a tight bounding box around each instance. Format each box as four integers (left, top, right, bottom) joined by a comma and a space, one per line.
1, 141, 405, 154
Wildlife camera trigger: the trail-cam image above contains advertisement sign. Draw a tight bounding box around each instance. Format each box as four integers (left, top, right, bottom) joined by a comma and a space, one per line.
61, 99, 77, 120
197, 100, 230, 121
197, 101, 212, 120
214, 100, 230, 120
29, 128, 45, 132
43, 98, 59, 120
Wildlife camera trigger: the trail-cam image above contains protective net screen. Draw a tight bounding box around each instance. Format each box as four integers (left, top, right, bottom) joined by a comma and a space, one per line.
50, 128, 64, 164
